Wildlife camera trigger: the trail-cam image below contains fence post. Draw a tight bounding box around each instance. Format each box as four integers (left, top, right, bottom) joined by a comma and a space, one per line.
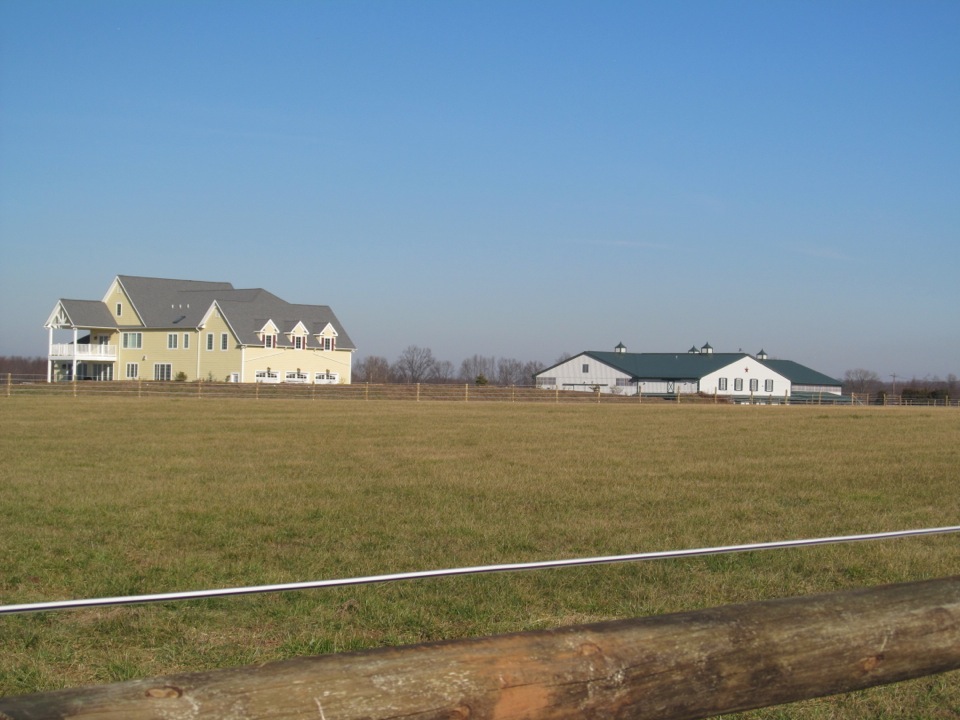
198, 379, 202, 399
416, 383, 421, 402
73, 378, 78, 398
465, 383, 469, 402
5, 372, 10, 397
365, 383, 369, 401
4, 576, 959, 720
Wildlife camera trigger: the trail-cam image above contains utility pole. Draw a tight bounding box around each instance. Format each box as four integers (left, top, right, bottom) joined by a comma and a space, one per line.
890, 373, 898, 396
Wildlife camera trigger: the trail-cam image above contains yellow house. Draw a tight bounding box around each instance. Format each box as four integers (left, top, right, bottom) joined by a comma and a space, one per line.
45, 275, 355, 384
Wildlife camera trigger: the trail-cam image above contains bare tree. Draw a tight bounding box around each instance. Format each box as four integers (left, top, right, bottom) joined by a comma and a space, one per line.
429, 360, 456, 383
520, 360, 545, 386
843, 368, 882, 394
392, 346, 437, 383
495, 357, 526, 386
459, 354, 496, 383
354, 355, 391, 383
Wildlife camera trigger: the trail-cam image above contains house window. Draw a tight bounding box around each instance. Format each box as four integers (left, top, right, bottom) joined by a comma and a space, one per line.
206, 333, 214, 351
734, 378, 743, 392
183, 333, 190, 350
122, 332, 142, 349
126, 363, 138, 379
582, 364, 589, 373
220, 333, 228, 350
536, 377, 556, 387
314, 372, 339, 383
765, 379, 774, 392
154, 364, 172, 381
718, 378, 728, 391
116, 303, 122, 317
286, 371, 308, 383
319, 337, 334, 351
264, 334, 275, 348
294, 336, 305, 350
749, 378, 759, 392
167, 333, 178, 349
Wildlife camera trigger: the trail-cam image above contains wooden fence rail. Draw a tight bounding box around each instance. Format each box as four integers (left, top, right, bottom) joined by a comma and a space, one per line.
2, 576, 959, 719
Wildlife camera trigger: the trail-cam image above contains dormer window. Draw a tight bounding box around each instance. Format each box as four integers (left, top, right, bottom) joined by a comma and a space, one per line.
264, 334, 276, 348
294, 336, 305, 350
319, 337, 335, 351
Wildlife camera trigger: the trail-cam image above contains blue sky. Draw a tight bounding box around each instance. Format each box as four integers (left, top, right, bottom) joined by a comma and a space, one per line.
2, 1, 957, 379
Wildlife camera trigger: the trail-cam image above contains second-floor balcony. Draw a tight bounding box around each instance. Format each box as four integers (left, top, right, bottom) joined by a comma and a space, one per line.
49, 343, 118, 361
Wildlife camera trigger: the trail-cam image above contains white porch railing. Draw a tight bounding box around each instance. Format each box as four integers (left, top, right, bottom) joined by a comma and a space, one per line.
48, 344, 118, 359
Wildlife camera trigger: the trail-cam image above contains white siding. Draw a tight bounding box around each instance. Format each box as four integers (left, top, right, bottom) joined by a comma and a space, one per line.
538, 354, 634, 394
700, 358, 790, 397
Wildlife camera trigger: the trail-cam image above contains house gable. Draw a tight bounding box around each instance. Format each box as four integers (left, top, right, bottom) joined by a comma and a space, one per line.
102, 277, 144, 328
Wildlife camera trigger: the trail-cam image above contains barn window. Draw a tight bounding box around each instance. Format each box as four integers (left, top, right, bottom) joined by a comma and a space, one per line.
582, 364, 589, 373
749, 378, 759, 392
765, 379, 774, 392
734, 378, 743, 392
718, 378, 728, 391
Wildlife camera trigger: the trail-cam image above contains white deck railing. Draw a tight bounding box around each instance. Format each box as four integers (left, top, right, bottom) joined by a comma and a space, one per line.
48, 344, 118, 359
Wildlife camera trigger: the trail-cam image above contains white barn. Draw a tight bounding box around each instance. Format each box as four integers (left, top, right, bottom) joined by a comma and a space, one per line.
535, 343, 842, 400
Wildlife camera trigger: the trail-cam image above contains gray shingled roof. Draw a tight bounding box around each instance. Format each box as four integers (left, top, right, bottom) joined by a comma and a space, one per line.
57, 300, 118, 329
116, 276, 234, 327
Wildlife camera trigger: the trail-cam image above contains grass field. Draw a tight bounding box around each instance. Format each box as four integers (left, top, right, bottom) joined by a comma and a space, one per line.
1, 396, 958, 717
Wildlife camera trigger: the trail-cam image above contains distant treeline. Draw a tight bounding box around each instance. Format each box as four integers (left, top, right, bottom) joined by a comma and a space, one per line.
842, 368, 958, 398
0, 356, 46, 375
353, 347, 551, 386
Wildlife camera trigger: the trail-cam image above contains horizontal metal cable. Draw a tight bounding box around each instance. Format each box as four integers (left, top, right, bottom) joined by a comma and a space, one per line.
2, 526, 958, 616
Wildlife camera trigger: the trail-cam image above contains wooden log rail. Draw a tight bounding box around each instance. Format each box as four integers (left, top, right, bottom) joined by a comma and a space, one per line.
2, 576, 959, 720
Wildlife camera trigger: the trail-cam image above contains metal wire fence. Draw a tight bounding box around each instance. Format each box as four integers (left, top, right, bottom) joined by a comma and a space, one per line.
3, 374, 958, 406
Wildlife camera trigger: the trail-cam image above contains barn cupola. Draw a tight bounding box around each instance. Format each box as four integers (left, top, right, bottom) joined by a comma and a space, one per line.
688, 345, 699, 354
700, 342, 713, 355
757, 349, 768, 360
614, 342, 627, 354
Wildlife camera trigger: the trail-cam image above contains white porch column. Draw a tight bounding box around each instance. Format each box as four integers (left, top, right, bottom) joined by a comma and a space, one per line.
72, 328, 78, 380
47, 326, 53, 382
